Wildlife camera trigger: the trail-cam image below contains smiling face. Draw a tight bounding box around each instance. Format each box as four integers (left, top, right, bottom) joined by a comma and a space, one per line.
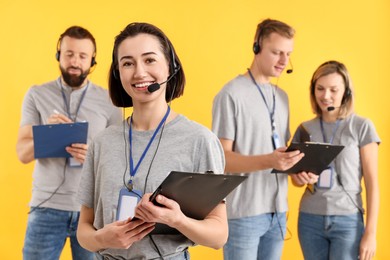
117, 33, 170, 105
255, 32, 294, 81
314, 72, 346, 115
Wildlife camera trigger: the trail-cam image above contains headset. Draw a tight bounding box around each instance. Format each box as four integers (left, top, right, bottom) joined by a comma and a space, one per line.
252, 26, 264, 55
343, 85, 352, 103
343, 69, 352, 100
168, 42, 180, 76
55, 38, 97, 67
253, 20, 275, 55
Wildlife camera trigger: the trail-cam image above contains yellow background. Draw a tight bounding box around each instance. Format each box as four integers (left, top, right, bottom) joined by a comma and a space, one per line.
1, 0, 389, 259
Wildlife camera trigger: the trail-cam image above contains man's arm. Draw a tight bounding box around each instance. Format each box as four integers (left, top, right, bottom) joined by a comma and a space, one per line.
219, 138, 304, 174
16, 112, 73, 164
16, 125, 34, 164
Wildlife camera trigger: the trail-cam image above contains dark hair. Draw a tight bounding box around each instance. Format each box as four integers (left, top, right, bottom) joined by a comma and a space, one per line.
57, 26, 97, 54
309, 60, 354, 118
253, 19, 295, 54
109, 22, 185, 107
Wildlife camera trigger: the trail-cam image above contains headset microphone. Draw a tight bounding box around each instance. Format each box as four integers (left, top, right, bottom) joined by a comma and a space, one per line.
286, 59, 293, 74
327, 106, 340, 111
147, 80, 166, 93
147, 66, 180, 93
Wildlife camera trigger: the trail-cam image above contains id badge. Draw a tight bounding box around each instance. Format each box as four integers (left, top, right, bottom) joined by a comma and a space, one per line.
316, 167, 333, 189
272, 132, 281, 149
68, 157, 82, 167
116, 188, 143, 221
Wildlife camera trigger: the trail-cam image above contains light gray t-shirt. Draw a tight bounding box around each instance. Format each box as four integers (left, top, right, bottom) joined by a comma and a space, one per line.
212, 75, 290, 219
292, 114, 380, 215
78, 114, 225, 259
20, 78, 122, 211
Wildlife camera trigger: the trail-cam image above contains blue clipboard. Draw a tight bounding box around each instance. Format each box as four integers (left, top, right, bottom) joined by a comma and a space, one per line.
32, 122, 88, 159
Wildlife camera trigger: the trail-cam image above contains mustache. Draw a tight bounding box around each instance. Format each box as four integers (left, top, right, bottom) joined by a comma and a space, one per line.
67, 66, 82, 71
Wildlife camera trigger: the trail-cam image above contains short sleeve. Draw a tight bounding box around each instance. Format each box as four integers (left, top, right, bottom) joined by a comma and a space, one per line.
212, 90, 236, 141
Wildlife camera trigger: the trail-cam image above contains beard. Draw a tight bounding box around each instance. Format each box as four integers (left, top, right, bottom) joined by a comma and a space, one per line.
60, 65, 90, 88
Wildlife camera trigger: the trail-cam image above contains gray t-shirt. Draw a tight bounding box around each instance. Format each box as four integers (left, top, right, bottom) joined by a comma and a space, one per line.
292, 114, 380, 215
77, 114, 225, 259
20, 78, 122, 211
212, 75, 290, 219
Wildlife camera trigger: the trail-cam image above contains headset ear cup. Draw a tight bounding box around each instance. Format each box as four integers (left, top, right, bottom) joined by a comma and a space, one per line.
342, 87, 351, 104
55, 51, 60, 61
346, 87, 351, 97
253, 42, 260, 55
169, 44, 179, 74
112, 69, 119, 80
91, 57, 96, 67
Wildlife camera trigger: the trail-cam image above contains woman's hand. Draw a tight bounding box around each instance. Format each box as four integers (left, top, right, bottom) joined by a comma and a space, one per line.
135, 193, 185, 229
95, 218, 155, 249
134, 193, 228, 249
359, 231, 376, 260
290, 171, 318, 186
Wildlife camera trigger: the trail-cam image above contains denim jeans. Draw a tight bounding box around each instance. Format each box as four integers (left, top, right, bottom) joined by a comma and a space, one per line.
298, 212, 364, 260
23, 207, 94, 260
223, 212, 286, 260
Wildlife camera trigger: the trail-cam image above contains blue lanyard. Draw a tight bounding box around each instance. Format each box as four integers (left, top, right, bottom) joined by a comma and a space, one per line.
128, 106, 171, 184
247, 69, 277, 132
319, 117, 341, 144
58, 78, 89, 122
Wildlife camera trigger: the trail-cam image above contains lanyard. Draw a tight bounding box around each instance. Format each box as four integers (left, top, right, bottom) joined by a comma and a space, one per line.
58, 78, 89, 122
319, 117, 341, 144
247, 69, 276, 132
128, 106, 170, 184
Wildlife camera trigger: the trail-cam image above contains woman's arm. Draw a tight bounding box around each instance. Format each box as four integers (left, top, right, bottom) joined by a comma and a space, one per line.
77, 205, 155, 252
359, 142, 379, 260
136, 194, 228, 249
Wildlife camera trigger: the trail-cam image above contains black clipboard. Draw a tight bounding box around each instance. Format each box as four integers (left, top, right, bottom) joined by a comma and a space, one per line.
149, 171, 247, 234
32, 122, 88, 158
271, 142, 344, 175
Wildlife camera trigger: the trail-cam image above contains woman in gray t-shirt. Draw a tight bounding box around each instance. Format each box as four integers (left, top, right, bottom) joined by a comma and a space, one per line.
291, 61, 380, 260
76, 22, 227, 260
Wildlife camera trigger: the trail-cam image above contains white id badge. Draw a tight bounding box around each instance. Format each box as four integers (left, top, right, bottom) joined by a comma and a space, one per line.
68, 157, 82, 167
272, 133, 281, 149
116, 188, 142, 221
316, 167, 333, 189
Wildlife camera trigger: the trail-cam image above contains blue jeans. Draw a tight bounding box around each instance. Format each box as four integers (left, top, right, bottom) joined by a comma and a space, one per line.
224, 212, 286, 260
23, 207, 93, 260
298, 212, 364, 260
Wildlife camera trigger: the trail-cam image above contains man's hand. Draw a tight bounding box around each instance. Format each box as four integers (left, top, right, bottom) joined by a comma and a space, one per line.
66, 143, 88, 164
47, 111, 72, 124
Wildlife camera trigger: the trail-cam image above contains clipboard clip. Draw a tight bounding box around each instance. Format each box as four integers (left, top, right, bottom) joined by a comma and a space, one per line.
149, 187, 163, 207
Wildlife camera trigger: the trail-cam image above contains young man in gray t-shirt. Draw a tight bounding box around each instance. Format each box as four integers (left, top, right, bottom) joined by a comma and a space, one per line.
212, 19, 303, 260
